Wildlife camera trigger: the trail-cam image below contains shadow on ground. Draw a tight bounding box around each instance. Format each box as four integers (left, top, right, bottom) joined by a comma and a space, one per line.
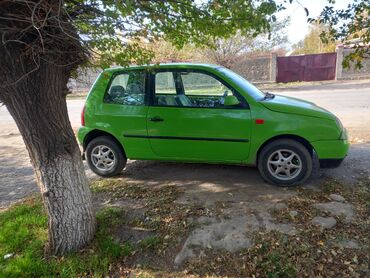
1, 140, 369, 208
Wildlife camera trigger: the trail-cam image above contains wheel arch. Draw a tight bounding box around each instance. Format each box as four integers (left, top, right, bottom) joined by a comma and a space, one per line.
83, 129, 126, 157
256, 134, 315, 164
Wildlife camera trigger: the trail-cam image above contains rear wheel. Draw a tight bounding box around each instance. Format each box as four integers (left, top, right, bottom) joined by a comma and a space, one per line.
86, 136, 126, 177
258, 139, 312, 186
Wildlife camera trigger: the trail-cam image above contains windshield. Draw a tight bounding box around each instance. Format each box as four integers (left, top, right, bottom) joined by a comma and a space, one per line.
217, 67, 265, 100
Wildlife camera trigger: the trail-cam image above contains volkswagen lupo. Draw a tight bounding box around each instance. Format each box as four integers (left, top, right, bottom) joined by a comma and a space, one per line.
78, 63, 349, 186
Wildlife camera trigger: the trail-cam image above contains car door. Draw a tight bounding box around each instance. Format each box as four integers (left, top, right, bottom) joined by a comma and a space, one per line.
101, 70, 152, 158
146, 69, 252, 162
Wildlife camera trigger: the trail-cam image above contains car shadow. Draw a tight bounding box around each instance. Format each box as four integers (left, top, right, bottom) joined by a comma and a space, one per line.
89, 143, 370, 206
1, 139, 368, 209
102, 160, 297, 206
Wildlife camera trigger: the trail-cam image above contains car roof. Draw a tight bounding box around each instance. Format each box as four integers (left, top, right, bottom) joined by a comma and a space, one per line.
103, 63, 223, 73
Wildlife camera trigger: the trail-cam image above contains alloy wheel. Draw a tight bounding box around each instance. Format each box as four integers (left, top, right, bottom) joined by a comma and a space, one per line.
267, 149, 302, 180
90, 145, 116, 172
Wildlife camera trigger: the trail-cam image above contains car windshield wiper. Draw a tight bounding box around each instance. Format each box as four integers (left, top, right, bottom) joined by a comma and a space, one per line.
262, 92, 275, 100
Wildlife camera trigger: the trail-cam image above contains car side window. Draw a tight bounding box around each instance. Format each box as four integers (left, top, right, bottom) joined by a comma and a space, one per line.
182, 72, 237, 108
154, 72, 183, 106
154, 70, 243, 108
182, 72, 228, 96
105, 71, 146, 105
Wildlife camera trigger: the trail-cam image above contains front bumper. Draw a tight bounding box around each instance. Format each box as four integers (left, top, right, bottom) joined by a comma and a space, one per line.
319, 158, 344, 168
311, 139, 349, 160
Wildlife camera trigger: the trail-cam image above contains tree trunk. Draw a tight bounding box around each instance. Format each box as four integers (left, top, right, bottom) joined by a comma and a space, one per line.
0, 0, 96, 255
2, 61, 96, 255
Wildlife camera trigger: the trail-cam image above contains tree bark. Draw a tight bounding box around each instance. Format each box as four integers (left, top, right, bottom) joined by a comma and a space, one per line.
2, 61, 96, 255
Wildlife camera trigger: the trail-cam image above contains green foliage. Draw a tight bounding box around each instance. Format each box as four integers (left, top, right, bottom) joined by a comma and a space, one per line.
64, 0, 280, 68
293, 22, 336, 55
0, 199, 129, 277
313, 0, 370, 69
138, 236, 161, 250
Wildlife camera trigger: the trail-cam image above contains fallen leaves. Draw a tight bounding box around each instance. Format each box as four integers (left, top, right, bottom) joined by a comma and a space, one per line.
185, 177, 370, 277
89, 176, 370, 277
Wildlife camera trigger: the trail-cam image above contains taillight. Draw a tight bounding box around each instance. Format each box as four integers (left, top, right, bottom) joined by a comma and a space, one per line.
81, 105, 85, 126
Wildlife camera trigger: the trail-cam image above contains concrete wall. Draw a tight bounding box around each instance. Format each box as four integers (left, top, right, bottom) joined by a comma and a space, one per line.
231, 53, 276, 83
68, 68, 101, 92
336, 46, 370, 80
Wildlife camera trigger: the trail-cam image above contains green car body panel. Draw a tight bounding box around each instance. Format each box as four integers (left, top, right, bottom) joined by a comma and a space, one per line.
78, 63, 349, 167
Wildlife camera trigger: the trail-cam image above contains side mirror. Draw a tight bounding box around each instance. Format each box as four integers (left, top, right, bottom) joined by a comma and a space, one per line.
224, 95, 240, 106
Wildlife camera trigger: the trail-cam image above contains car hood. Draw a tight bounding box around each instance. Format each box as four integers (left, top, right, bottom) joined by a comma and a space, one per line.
259, 95, 335, 120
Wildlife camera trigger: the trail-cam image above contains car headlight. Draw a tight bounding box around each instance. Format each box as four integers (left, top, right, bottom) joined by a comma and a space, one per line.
335, 117, 347, 140
335, 117, 343, 131
340, 128, 348, 140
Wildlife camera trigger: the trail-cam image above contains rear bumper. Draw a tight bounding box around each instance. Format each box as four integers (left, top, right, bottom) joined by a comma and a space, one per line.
311, 139, 349, 160
77, 126, 92, 146
77, 126, 92, 160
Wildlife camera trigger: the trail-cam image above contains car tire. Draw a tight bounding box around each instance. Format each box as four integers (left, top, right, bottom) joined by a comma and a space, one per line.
86, 136, 126, 177
258, 139, 312, 187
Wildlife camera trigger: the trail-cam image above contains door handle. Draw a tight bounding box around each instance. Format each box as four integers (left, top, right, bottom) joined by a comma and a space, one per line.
149, 116, 164, 122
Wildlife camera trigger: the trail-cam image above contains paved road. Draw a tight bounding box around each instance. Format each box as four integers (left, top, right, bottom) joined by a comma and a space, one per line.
275, 80, 370, 142
0, 80, 370, 208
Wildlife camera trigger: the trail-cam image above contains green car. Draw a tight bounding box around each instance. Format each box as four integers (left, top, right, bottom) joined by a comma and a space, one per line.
78, 63, 349, 186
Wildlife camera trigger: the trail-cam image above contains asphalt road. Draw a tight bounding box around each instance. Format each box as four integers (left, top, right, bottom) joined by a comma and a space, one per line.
0, 79, 370, 208
274, 80, 370, 142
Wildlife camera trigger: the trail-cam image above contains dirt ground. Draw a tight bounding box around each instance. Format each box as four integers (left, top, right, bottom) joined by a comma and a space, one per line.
0, 80, 369, 272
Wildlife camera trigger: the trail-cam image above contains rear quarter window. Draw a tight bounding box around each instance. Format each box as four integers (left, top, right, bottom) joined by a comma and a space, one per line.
104, 71, 146, 105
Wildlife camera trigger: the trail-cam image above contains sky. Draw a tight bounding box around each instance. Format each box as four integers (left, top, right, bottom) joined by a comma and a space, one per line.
276, 0, 354, 44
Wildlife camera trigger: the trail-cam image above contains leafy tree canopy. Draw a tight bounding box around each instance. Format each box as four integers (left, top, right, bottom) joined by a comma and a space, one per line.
142, 17, 289, 67
66, 0, 280, 68
313, 0, 370, 68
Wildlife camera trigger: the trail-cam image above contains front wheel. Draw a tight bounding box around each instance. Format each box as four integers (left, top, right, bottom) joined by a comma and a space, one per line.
258, 139, 312, 186
86, 136, 127, 177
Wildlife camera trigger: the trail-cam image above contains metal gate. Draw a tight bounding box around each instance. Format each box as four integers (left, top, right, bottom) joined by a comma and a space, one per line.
277, 53, 337, 83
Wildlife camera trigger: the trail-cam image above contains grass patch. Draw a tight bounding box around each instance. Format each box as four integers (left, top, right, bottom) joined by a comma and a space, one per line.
0, 180, 209, 277
0, 199, 130, 277
0, 198, 48, 277
138, 236, 161, 250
